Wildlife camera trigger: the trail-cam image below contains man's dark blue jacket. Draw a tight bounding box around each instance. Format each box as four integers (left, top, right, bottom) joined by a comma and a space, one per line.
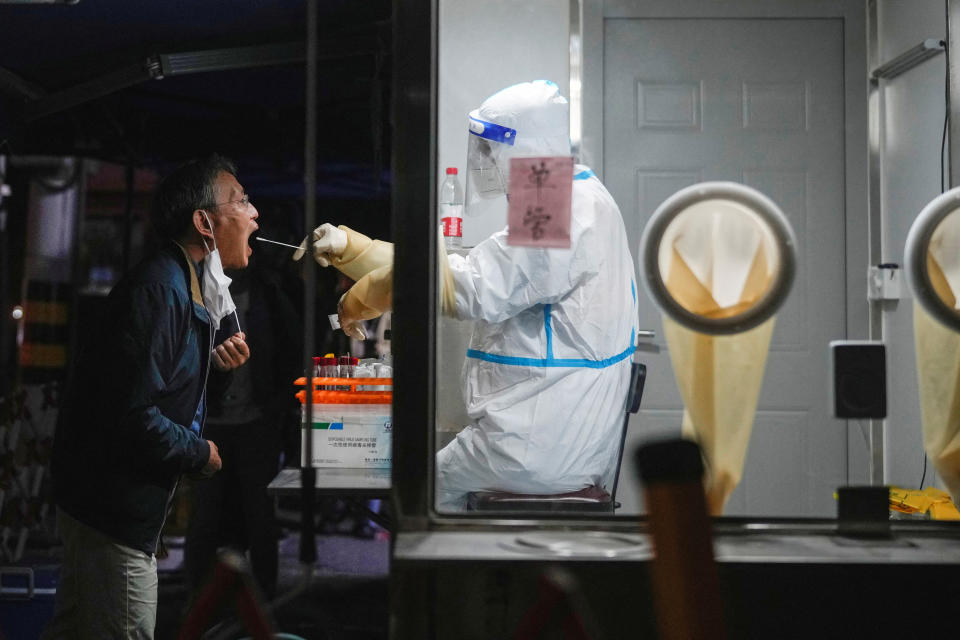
53, 241, 213, 555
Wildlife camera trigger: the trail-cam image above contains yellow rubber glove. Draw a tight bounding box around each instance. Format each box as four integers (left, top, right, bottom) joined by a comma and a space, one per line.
338, 264, 393, 340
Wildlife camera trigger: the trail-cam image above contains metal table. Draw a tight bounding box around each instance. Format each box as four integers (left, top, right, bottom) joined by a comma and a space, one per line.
268, 467, 392, 530
393, 528, 960, 564
267, 467, 391, 498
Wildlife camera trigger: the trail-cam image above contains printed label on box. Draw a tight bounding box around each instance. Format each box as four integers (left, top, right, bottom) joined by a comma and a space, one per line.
302, 415, 391, 468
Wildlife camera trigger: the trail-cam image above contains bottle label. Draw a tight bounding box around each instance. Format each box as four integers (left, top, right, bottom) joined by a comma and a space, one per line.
441, 217, 462, 237
440, 203, 463, 237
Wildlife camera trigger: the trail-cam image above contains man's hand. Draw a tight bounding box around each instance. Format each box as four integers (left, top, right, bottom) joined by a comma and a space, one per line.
212, 332, 249, 372
201, 440, 222, 476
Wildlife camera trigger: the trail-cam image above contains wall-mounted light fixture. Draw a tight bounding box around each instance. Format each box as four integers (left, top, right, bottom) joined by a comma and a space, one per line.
871, 39, 945, 80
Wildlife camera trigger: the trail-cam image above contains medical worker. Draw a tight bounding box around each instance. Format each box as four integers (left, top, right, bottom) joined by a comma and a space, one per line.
297, 81, 638, 510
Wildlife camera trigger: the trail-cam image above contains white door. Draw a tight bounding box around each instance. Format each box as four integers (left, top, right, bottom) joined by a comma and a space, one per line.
602, 18, 848, 516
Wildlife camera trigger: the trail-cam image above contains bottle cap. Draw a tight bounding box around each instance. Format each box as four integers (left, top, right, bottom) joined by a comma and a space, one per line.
446, 167, 458, 175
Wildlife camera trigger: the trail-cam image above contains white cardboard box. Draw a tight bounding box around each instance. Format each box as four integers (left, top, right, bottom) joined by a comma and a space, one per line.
300, 405, 392, 468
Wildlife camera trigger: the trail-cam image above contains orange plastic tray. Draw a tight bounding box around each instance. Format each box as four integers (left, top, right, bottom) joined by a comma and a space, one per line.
293, 377, 392, 405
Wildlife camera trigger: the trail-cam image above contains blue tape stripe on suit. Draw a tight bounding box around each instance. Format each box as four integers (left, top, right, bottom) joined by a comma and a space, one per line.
466, 239, 635, 370
466, 342, 635, 369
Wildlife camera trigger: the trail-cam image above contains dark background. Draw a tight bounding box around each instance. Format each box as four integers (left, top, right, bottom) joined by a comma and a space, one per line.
0, 0, 395, 390
0, 1, 392, 179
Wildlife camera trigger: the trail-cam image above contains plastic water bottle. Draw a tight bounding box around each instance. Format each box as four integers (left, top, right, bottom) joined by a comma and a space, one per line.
440, 167, 463, 249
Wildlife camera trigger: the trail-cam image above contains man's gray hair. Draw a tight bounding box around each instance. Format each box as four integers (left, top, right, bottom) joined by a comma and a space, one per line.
151, 154, 237, 241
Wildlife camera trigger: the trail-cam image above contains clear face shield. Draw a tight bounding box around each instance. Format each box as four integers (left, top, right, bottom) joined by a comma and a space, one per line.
465, 115, 516, 217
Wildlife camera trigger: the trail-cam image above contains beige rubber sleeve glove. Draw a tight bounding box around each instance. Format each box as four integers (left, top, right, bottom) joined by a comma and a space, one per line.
329, 226, 394, 281
668, 318, 775, 516
915, 253, 960, 507
293, 224, 393, 280
338, 264, 394, 340
331, 225, 455, 312
301, 223, 456, 338
293, 223, 347, 266
438, 233, 456, 317
337, 235, 458, 340
663, 242, 775, 516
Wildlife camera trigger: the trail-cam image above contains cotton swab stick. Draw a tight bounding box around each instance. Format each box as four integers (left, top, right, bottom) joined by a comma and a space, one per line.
254, 236, 302, 250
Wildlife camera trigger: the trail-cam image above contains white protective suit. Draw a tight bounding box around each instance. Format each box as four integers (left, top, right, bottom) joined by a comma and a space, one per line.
436, 81, 638, 510
304, 82, 638, 511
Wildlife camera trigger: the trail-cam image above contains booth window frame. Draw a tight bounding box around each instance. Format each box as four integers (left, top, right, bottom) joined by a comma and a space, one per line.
388, 0, 960, 535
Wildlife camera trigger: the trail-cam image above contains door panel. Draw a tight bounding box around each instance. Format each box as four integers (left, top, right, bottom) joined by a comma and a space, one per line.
605, 18, 846, 516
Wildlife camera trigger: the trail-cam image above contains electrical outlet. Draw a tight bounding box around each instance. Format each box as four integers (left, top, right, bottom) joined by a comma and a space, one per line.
867, 264, 901, 301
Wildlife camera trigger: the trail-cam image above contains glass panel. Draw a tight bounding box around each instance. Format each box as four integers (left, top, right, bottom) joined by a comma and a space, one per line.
436, 0, 626, 515
433, 2, 957, 523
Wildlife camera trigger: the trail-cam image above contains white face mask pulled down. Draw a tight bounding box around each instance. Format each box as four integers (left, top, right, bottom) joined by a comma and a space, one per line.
201, 212, 241, 333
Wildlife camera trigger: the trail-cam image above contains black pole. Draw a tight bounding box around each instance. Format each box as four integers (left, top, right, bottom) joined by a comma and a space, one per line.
123, 161, 134, 274
0, 155, 9, 393
390, 0, 435, 525
635, 439, 725, 640
299, 0, 318, 567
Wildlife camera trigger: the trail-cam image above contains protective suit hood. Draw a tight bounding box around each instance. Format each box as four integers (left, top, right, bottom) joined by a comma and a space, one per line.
465, 80, 572, 217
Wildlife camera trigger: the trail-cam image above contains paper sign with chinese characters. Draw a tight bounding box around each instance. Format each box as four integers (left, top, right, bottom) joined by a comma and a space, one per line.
507, 156, 573, 248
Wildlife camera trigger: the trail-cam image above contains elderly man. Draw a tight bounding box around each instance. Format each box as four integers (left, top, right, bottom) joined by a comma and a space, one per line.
45, 154, 257, 639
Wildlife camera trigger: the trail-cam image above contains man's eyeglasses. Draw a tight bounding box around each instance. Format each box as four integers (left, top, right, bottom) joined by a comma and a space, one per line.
207, 194, 252, 209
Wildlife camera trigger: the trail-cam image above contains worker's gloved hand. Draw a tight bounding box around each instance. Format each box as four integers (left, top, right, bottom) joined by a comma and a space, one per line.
336, 264, 392, 341
211, 332, 249, 372
292, 223, 347, 266
338, 294, 367, 341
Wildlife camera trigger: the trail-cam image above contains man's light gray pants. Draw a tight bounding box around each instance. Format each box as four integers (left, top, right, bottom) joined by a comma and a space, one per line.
41, 509, 158, 640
